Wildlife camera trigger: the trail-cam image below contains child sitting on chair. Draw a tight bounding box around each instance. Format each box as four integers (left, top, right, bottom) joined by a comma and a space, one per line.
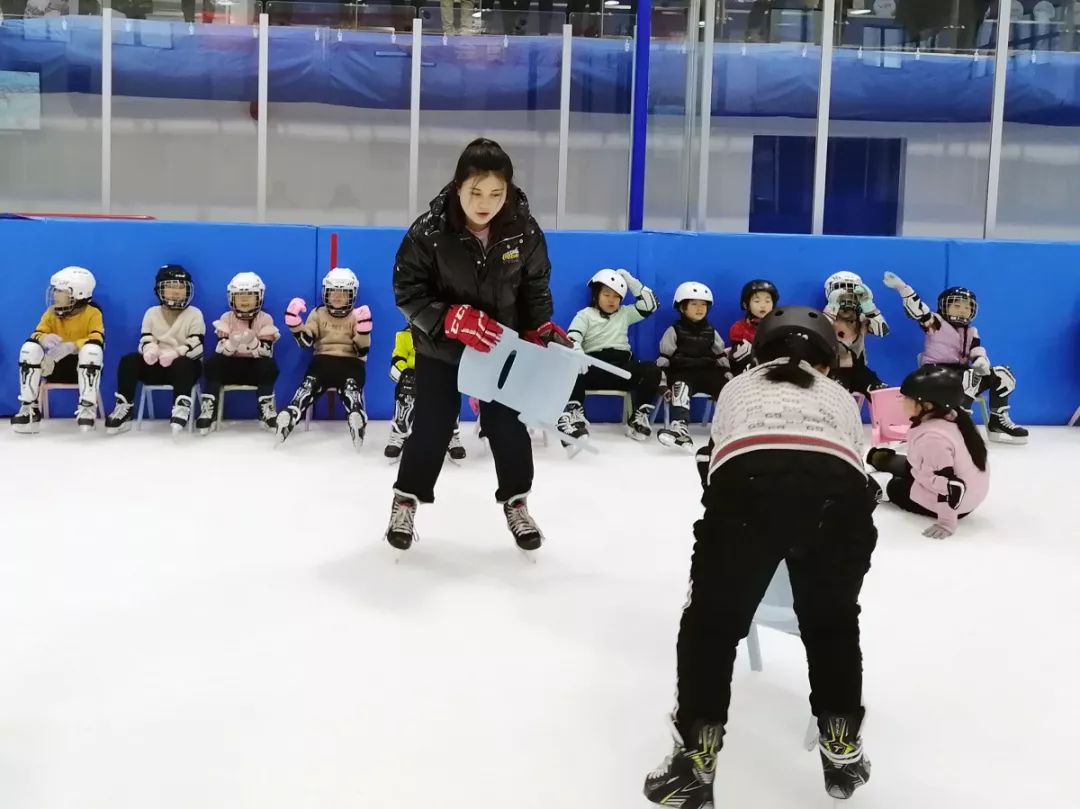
196, 272, 281, 435
384, 323, 465, 463
275, 267, 372, 450
883, 271, 1028, 444
106, 264, 205, 435
822, 271, 889, 396
867, 365, 989, 539
13, 266, 105, 434
556, 268, 660, 446
656, 281, 731, 451
728, 279, 778, 376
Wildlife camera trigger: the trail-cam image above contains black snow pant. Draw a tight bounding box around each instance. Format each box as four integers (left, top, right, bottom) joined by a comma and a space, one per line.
673, 450, 878, 740
569, 349, 662, 413
116, 353, 201, 403
202, 354, 279, 401
395, 354, 532, 503
667, 365, 727, 423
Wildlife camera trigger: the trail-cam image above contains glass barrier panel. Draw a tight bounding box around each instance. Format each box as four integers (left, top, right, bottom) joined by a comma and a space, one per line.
265, 1, 414, 31
419, 1, 562, 36
0, 13, 103, 214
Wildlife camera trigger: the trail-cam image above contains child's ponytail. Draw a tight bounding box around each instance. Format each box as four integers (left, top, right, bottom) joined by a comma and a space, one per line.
761, 336, 823, 389
953, 408, 988, 472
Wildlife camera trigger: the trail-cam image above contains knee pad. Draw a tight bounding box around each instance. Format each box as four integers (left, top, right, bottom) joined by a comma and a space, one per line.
19, 340, 44, 367
992, 365, 1016, 396
343, 378, 365, 413
397, 368, 416, 399
671, 380, 690, 410
78, 343, 104, 368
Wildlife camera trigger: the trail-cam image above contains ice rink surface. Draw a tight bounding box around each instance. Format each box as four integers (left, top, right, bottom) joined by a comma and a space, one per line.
1, 419, 1077, 809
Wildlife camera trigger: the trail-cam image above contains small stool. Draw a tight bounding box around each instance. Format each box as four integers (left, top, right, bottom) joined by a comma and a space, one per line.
303, 388, 339, 430
585, 389, 633, 423
661, 392, 715, 428
216, 385, 259, 429
37, 383, 105, 420
136, 383, 201, 432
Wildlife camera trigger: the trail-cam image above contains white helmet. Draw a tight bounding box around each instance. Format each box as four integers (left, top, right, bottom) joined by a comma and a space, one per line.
673, 281, 714, 309
48, 266, 96, 316
323, 267, 359, 316
824, 271, 863, 298
588, 269, 627, 300
227, 272, 265, 320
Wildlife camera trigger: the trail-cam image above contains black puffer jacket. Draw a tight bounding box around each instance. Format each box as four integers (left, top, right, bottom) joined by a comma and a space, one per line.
393, 184, 554, 365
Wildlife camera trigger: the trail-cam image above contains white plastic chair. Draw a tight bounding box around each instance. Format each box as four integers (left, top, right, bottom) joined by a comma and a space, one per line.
303, 387, 340, 431
136, 383, 201, 432
661, 392, 716, 428
1069, 406, 1080, 427
215, 385, 259, 429
37, 383, 105, 420
746, 560, 800, 673
584, 389, 633, 423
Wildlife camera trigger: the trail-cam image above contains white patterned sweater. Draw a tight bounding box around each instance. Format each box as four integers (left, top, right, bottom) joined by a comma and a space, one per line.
707, 358, 867, 483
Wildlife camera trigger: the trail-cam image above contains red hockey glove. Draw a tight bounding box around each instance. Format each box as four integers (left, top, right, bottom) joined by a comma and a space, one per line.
444, 304, 503, 353
524, 320, 573, 348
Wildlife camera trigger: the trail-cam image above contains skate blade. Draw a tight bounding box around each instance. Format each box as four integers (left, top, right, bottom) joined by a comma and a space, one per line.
518, 547, 539, 564
626, 428, 649, 442
385, 455, 402, 465
12, 425, 41, 435
987, 432, 1027, 445
105, 423, 131, 436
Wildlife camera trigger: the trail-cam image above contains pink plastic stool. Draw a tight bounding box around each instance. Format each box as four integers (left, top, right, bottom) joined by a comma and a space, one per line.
869, 387, 911, 444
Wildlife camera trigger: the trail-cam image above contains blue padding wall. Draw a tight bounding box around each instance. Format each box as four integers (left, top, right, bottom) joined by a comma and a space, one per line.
2, 220, 1078, 424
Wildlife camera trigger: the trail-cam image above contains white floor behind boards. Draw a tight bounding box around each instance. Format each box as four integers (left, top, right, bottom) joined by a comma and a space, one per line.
0, 420, 1077, 809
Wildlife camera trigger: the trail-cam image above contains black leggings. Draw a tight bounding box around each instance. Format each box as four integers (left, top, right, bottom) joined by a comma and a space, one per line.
203, 355, 279, 400
395, 354, 531, 503
116, 353, 201, 403
674, 451, 877, 739
570, 349, 662, 412
870, 450, 968, 521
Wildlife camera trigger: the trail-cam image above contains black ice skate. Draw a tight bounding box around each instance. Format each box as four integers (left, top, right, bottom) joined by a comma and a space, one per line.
657, 419, 693, 451
12, 402, 42, 434
170, 395, 193, 435
818, 713, 871, 800
347, 410, 368, 450
384, 426, 406, 461
105, 394, 134, 435
557, 402, 589, 456
257, 395, 277, 431
195, 394, 216, 435
502, 493, 544, 553
385, 489, 419, 554
447, 429, 466, 463
627, 404, 655, 441
76, 401, 97, 432
275, 405, 301, 445
987, 407, 1028, 444
644, 721, 723, 809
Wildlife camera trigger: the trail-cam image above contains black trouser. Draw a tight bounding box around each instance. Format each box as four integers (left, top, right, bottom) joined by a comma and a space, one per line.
395, 354, 531, 503
833, 362, 885, 397
569, 349, 661, 413
667, 366, 726, 423
937, 362, 1012, 411
289, 354, 366, 414
869, 450, 968, 521
44, 354, 79, 384
203, 355, 279, 400
674, 451, 877, 739
116, 353, 201, 403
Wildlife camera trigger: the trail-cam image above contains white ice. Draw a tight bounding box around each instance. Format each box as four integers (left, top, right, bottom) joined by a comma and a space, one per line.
1, 419, 1077, 809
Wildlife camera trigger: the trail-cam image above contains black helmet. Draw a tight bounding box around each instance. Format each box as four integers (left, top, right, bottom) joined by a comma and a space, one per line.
753, 306, 838, 365
937, 287, 977, 326
900, 365, 965, 411
155, 264, 193, 310
740, 279, 779, 311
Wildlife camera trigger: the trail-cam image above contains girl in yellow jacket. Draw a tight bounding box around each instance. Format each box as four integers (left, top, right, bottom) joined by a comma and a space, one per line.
13, 266, 105, 434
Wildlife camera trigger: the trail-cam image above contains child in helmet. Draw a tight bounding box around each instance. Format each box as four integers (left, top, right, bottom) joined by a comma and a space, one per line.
384, 324, 465, 463
645, 306, 878, 809
883, 272, 1028, 443
276, 267, 372, 449
106, 264, 205, 435
867, 365, 989, 539
195, 272, 281, 434
728, 279, 778, 375
822, 271, 889, 396
557, 268, 661, 446
12, 266, 105, 434
655, 281, 731, 450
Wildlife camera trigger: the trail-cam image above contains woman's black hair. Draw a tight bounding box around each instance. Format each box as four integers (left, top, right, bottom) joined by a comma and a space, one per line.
757, 335, 834, 389
453, 137, 514, 188
912, 402, 988, 472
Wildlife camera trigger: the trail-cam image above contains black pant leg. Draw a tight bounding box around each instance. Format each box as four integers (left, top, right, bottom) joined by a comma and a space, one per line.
203, 354, 226, 399
394, 355, 462, 503
165, 357, 201, 401
570, 359, 634, 403
116, 353, 146, 401
630, 360, 661, 408
885, 475, 937, 518
480, 400, 534, 502
786, 495, 876, 721
252, 357, 280, 396
45, 355, 79, 384
981, 368, 1011, 410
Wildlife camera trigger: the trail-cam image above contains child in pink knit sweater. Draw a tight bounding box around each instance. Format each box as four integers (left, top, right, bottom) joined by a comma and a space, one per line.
867, 365, 989, 539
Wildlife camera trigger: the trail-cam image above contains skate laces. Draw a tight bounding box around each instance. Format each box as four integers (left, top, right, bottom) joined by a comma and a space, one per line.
994, 409, 1018, 428
556, 411, 574, 431
820, 719, 863, 765
504, 500, 536, 536
389, 497, 416, 534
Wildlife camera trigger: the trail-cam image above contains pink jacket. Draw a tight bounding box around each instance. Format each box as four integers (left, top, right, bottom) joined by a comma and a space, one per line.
921, 315, 986, 366
212, 311, 280, 358
907, 418, 989, 531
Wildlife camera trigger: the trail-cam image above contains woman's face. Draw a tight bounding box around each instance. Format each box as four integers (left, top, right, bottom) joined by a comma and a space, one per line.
458, 173, 507, 230
597, 286, 622, 314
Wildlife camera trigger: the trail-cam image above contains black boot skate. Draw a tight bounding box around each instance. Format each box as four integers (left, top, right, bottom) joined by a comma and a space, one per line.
818, 713, 871, 800
644, 721, 723, 808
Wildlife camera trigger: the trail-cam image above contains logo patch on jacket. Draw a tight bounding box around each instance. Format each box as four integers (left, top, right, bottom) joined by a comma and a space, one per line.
502, 247, 520, 263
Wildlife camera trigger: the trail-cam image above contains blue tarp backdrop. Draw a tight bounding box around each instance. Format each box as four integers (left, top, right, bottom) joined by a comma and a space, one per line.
1, 218, 1078, 425
4, 18, 1080, 124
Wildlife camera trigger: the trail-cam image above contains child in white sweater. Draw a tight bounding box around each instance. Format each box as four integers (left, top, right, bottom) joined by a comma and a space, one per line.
196, 272, 281, 434
106, 264, 206, 434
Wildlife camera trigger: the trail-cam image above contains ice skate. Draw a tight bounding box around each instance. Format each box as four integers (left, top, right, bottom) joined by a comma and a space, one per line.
502, 493, 543, 558
170, 395, 193, 435
987, 407, 1028, 444
105, 394, 134, 435
195, 394, 216, 435
657, 419, 693, 451
11, 402, 42, 434
557, 402, 589, 458
643, 721, 722, 809
75, 402, 97, 433
447, 429, 466, 464
384, 426, 406, 463
818, 713, 871, 800
627, 403, 655, 441
257, 395, 277, 431
347, 410, 367, 450
275, 405, 301, 445
385, 489, 419, 557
